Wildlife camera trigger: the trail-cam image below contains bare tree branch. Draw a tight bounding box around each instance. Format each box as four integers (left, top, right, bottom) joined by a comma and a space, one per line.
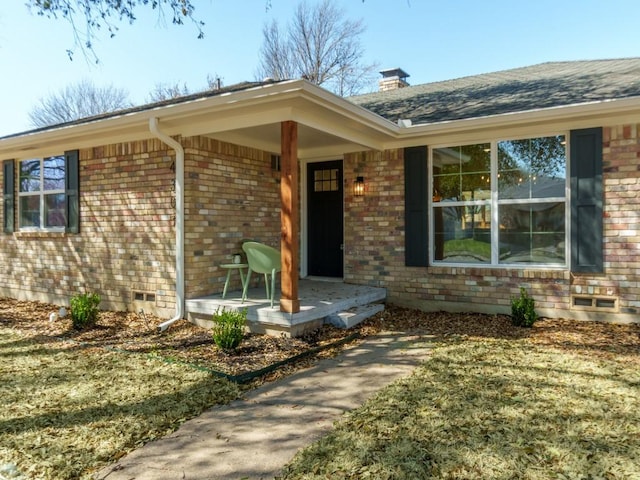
256, 0, 377, 95
257, 20, 295, 81
28, 79, 132, 127
26, 0, 205, 62
146, 81, 191, 102
205, 74, 224, 91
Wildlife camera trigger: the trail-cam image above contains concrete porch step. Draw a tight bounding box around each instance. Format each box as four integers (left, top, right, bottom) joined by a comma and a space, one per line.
326, 303, 385, 329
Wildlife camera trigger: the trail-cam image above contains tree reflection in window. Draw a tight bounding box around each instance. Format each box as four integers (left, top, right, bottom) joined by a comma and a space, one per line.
431, 136, 567, 266
18, 156, 66, 229
432, 144, 491, 264
498, 136, 566, 264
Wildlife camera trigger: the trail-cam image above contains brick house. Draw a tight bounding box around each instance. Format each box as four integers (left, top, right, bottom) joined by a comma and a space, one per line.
1, 58, 639, 334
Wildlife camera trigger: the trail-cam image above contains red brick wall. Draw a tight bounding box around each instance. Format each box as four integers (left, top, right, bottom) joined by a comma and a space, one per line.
0, 136, 281, 317
1, 122, 637, 323
343, 123, 640, 323
0, 140, 176, 315
182, 136, 281, 299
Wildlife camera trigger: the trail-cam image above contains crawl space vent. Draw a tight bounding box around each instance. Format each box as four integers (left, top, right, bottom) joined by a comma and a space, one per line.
132, 291, 156, 303
571, 295, 618, 312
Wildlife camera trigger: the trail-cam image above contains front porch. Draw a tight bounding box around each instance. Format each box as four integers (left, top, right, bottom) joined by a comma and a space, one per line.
186, 279, 386, 336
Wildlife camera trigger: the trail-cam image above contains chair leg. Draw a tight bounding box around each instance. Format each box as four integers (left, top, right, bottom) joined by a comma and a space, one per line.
242, 269, 252, 303
270, 268, 277, 308
263, 273, 270, 300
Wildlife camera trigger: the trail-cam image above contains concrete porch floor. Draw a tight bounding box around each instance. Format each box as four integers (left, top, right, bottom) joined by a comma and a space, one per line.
186, 279, 386, 336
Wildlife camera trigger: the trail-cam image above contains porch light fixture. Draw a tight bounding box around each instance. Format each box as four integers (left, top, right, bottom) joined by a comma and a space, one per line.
353, 176, 365, 196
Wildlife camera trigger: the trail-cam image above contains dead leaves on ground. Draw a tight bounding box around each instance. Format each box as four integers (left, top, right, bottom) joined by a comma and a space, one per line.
280, 339, 640, 479
2, 297, 640, 479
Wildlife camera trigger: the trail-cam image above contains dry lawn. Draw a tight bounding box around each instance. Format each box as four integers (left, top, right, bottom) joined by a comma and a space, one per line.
279, 308, 640, 480
2, 299, 640, 479
0, 327, 239, 479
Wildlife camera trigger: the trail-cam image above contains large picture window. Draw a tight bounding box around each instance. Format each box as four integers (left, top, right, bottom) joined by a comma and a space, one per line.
19, 156, 67, 229
431, 135, 567, 266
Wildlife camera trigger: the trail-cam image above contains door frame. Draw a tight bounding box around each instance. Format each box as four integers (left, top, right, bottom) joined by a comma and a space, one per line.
300, 156, 345, 278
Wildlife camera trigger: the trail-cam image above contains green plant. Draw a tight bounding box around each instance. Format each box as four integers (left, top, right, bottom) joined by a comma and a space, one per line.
211, 307, 247, 351
511, 287, 537, 327
70, 292, 101, 330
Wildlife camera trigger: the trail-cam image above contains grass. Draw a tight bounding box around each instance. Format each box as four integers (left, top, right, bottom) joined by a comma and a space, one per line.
444, 238, 491, 260
0, 327, 239, 479
279, 338, 640, 479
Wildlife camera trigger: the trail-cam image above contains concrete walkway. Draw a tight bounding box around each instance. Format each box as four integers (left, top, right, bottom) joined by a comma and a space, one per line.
95, 332, 434, 480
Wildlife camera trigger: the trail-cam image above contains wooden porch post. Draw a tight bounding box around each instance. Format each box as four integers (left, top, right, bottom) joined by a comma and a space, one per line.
280, 121, 300, 313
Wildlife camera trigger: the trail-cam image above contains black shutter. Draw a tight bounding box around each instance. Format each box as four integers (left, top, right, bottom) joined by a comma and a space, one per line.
3, 159, 14, 233
65, 150, 80, 234
404, 146, 428, 266
570, 128, 603, 273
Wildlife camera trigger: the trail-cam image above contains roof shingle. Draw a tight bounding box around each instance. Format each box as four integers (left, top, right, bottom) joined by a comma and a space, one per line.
348, 58, 640, 125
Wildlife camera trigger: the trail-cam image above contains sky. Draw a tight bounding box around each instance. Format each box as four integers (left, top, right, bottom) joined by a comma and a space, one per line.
1, 0, 639, 137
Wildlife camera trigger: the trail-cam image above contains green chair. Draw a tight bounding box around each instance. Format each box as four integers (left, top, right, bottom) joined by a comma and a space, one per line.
241, 242, 281, 308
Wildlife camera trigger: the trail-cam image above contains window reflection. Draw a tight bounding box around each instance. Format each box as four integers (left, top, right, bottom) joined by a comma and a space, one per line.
499, 203, 565, 263
434, 204, 491, 263
18, 156, 66, 230
498, 136, 566, 199
43, 156, 66, 191
45, 193, 67, 227
431, 136, 567, 267
433, 144, 490, 201
20, 159, 41, 192
19, 196, 41, 228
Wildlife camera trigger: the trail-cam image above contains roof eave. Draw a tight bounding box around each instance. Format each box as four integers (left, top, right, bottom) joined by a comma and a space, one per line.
384, 96, 640, 148
2, 82, 639, 159
0, 80, 399, 159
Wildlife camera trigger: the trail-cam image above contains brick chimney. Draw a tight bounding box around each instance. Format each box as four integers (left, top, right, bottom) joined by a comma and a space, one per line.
378, 68, 410, 91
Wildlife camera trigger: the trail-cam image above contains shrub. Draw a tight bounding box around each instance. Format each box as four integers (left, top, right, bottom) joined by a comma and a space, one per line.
511, 287, 537, 327
70, 292, 101, 330
211, 307, 246, 351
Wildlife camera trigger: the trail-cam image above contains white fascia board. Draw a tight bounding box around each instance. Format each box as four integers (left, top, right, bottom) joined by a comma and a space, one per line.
0, 81, 300, 157
384, 96, 640, 148
0, 80, 398, 159
290, 107, 387, 151
296, 81, 400, 134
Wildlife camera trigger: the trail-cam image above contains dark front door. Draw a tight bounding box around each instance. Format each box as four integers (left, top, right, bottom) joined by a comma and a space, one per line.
307, 160, 344, 277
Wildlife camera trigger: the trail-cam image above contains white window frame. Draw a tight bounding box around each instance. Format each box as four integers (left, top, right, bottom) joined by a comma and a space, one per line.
18, 156, 66, 232
429, 133, 569, 269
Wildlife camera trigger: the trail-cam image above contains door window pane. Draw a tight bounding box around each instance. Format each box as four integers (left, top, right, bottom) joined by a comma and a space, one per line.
314, 168, 339, 192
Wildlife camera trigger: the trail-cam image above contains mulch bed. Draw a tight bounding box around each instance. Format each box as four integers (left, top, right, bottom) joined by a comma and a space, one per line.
2, 297, 639, 382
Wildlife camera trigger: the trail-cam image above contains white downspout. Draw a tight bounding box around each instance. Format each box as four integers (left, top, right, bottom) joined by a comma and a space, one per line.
149, 117, 185, 332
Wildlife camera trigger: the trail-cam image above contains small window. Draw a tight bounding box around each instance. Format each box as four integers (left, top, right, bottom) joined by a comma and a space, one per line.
19, 156, 66, 230
314, 168, 339, 192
